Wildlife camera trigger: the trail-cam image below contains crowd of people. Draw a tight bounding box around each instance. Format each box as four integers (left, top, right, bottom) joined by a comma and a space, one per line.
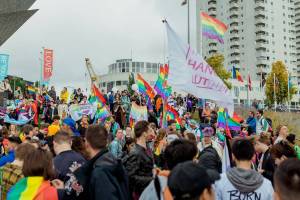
0, 80, 299, 200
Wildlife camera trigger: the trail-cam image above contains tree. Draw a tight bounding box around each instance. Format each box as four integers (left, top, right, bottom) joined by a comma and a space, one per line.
265, 61, 297, 105
127, 72, 135, 95
206, 54, 232, 89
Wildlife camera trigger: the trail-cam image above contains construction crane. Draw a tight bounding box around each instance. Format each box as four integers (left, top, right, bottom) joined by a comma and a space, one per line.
85, 58, 100, 88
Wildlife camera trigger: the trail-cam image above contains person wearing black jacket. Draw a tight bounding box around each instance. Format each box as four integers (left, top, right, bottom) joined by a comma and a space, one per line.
254, 135, 275, 184
54, 125, 130, 200
124, 120, 154, 199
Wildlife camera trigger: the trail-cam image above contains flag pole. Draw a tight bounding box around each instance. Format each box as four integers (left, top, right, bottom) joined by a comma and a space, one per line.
288, 72, 290, 112
39, 47, 44, 93
247, 72, 250, 108
273, 73, 276, 112
187, 0, 190, 45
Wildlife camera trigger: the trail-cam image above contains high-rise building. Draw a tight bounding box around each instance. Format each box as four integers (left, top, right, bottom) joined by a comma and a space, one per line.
197, 0, 297, 86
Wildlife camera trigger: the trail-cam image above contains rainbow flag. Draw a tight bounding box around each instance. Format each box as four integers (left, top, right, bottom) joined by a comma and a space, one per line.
95, 106, 110, 121
217, 108, 241, 132
91, 84, 106, 107
27, 85, 37, 95
7, 177, 58, 200
166, 104, 182, 125
154, 64, 172, 100
201, 12, 228, 44
232, 66, 243, 82
136, 73, 155, 99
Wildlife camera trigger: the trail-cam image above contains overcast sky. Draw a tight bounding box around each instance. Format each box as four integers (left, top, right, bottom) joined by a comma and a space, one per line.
1, 0, 198, 93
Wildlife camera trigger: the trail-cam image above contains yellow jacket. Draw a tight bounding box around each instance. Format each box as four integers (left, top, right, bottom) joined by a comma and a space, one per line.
60, 91, 69, 103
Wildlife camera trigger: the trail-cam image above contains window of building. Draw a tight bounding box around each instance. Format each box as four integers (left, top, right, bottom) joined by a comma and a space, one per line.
141, 62, 144, 73
122, 81, 128, 85
126, 62, 129, 72
136, 63, 140, 73
118, 63, 122, 72
132, 62, 136, 73
122, 63, 126, 72
146, 63, 152, 73
152, 64, 158, 73
116, 81, 122, 86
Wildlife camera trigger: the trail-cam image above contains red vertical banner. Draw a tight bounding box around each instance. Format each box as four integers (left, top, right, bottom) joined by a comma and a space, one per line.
43, 49, 53, 82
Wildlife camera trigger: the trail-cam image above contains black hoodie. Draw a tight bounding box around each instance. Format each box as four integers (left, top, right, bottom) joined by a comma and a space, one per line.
59, 149, 130, 200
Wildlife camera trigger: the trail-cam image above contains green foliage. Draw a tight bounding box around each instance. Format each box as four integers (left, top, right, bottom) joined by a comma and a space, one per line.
127, 73, 135, 95
265, 61, 297, 105
206, 54, 232, 89
9, 77, 26, 92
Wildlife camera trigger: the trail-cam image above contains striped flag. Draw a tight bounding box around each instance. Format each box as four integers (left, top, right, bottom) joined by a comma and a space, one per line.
136, 73, 155, 99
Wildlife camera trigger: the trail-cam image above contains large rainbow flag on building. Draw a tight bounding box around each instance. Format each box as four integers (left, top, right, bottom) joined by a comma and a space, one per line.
201, 12, 228, 44
136, 73, 156, 99
154, 64, 172, 100
7, 177, 58, 200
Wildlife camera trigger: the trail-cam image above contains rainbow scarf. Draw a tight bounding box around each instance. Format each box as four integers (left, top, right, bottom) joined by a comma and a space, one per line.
201, 12, 228, 44
154, 64, 172, 100
7, 177, 58, 200
137, 73, 155, 99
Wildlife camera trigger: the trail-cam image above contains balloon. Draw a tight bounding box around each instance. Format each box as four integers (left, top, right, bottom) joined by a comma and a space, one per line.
112, 87, 118, 93
131, 84, 138, 91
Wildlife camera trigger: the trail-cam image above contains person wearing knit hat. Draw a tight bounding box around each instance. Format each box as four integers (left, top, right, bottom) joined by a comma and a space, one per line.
62, 118, 80, 136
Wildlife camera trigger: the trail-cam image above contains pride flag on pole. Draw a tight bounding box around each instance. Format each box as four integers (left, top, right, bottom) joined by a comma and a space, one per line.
136, 73, 155, 99
154, 64, 172, 100
201, 12, 228, 44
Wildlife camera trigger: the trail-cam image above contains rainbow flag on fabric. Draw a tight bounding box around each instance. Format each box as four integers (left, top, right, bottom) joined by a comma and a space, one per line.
232, 66, 243, 82
166, 104, 182, 125
7, 177, 58, 200
95, 106, 110, 121
136, 73, 156, 99
217, 108, 241, 132
201, 12, 228, 44
90, 84, 106, 107
154, 64, 172, 100
27, 85, 37, 95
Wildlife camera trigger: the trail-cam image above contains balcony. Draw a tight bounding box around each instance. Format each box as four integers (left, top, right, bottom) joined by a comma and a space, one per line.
231, 48, 240, 55
256, 58, 269, 66
208, 0, 216, 5
230, 42, 239, 48
256, 66, 269, 75
255, 0, 265, 6
209, 49, 217, 55
209, 9, 217, 16
255, 14, 266, 20
256, 38, 267, 43
230, 13, 239, 19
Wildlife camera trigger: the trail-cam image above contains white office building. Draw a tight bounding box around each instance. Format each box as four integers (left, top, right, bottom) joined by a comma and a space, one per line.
98, 59, 160, 93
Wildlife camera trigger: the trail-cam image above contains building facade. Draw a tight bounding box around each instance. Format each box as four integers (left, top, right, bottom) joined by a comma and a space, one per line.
197, 0, 298, 85
98, 59, 160, 93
